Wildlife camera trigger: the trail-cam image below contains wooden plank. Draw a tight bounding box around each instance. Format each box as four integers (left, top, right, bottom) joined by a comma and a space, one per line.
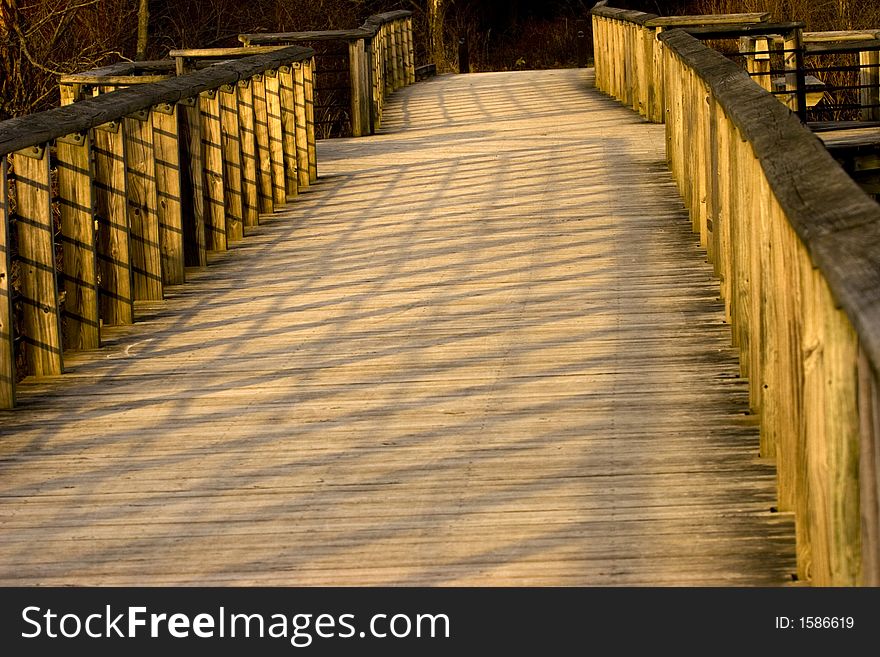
645, 13, 771, 28
199, 90, 227, 250
278, 67, 300, 199
304, 58, 318, 183
251, 75, 275, 215
859, 348, 880, 586
56, 133, 100, 350
218, 85, 245, 242
151, 103, 186, 284
293, 64, 310, 190
92, 121, 134, 325
178, 102, 208, 267
236, 80, 261, 227
264, 71, 288, 207
860, 49, 880, 122
0, 158, 14, 407
123, 112, 164, 301
11, 146, 64, 376
349, 40, 367, 138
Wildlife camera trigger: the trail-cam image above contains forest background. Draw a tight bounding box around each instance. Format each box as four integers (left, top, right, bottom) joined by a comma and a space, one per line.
1, 0, 878, 119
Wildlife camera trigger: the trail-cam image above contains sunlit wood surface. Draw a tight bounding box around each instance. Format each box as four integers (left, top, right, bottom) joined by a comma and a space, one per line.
0, 69, 795, 585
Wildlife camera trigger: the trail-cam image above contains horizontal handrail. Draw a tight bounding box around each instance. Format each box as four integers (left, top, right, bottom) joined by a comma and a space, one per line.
0, 45, 313, 157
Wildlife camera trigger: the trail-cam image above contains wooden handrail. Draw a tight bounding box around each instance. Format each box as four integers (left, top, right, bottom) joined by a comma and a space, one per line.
592, 5, 880, 586
0, 45, 316, 411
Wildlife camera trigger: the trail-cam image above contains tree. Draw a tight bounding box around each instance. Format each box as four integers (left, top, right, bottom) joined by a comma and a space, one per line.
136, 0, 148, 59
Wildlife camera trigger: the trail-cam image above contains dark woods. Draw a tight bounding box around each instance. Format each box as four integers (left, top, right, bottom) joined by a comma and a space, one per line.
1, 0, 878, 118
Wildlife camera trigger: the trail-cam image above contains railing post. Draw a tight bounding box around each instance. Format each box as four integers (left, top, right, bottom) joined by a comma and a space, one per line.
348, 38, 368, 137
250, 74, 275, 215
218, 84, 245, 242
124, 110, 164, 300
235, 80, 261, 227
200, 88, 230, 247
292, 63, 311, 191
784, 27, 807, 120
278, 65, 301, 199
264, 69, 288, 207
178, 98, 209, 267
405, 17, 416, 84
0, 158, 15, 407
56, 131, 100, 350
93, 120, 135, 325
12, 144, 64, 377
304, 58, 318, 183
151, 102, 187, 284
859, 48, 880, 121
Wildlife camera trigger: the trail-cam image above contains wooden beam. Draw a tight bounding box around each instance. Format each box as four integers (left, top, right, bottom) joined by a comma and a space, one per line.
264, 70, 288, 207
151, 103, 186, 284
199, 90, 227, 251
236, 80, 261, 227
278, 66, 300, 199
56, 132, 100, 350
92, 120, 134, 325
0, 158, 15, 407
251, 74, 275, 215
12, 145, 64, 377
124, 111, 164, 300
218, 85, 245, 242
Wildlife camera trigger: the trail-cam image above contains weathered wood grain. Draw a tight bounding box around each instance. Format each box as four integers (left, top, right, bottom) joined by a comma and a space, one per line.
56, 134, 100, 350
11, 147, 64, 377
0, 159, 14, 408
0, 70, 794, 586
92, 121, 134, 325
151, 104, 186, 284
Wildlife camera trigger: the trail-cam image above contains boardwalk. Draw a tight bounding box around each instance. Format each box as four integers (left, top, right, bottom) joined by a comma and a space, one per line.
0, 69, 795, 585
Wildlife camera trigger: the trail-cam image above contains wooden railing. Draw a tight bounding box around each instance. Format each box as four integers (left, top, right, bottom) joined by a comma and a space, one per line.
240, 10, 417, 137
592, 6, 880, 586
0, 45, 316, 409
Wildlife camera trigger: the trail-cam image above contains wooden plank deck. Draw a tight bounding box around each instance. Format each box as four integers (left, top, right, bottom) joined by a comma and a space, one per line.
0, 69, 796, 585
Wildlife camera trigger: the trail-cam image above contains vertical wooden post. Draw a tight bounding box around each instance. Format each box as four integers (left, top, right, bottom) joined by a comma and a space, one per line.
124, 110, 164, 300
178, 99, 208, 267
754, 37, 773, 93
151, 102, 186, 284
0, 158, 15, 407
349, 39, 367, 137
802, 272, 862, 586
12, 145, 64, 377
59, 82, 84, 107
199, 89, 227, 250
251, 74, 275, 215
304, 58, 318, 184
264, 70, 287, 207
784, 28, 806, 120
93, 121, 134, 325
56, 133, 100, 350
858, 349, 880, 586
859, 48, 880, 121
218, 84, 245, 242
405, 17, 416, 84
293, 64, 311, 191
393, 20, 404, 89
278, 65, 300, 199
370, 34, 383, 130
237, 79, 261, 227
